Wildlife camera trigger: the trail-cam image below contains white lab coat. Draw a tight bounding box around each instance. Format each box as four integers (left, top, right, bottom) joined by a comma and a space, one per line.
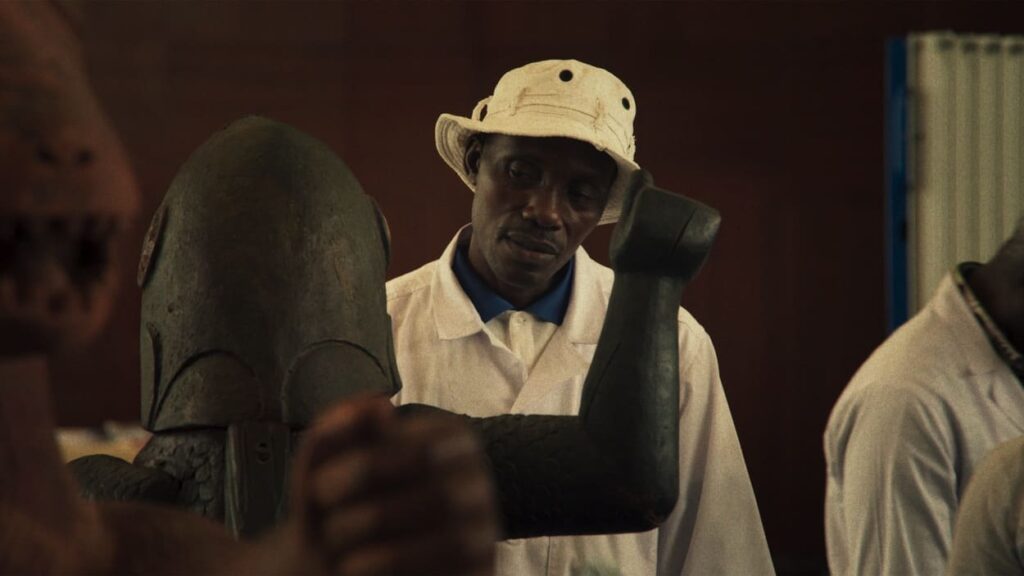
946, 436, 1024, 576
824, 274, 1024, 576
387, 231, 774, 576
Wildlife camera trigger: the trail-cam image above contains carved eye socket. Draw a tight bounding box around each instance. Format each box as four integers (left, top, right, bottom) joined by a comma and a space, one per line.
285, 341, 394, 423
152, 351, 259, 431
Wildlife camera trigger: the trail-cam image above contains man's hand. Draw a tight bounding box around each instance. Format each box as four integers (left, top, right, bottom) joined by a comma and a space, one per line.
291, 396, 498, 576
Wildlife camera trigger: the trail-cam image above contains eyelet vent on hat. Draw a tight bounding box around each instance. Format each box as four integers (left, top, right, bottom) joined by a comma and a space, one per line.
559, 69, 573, 82
622, 98, 631, 110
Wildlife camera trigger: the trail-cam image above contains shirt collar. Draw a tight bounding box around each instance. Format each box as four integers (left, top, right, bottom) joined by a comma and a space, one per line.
451, 240, 574, 325
954, 262, 1024, 381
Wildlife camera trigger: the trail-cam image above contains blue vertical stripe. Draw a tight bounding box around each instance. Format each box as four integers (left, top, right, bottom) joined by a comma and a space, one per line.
885, 37, 910, 332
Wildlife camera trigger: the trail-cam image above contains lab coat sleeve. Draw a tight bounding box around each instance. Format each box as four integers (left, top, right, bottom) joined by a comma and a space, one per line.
828, 383, 956, 576
658, 322, 775, 576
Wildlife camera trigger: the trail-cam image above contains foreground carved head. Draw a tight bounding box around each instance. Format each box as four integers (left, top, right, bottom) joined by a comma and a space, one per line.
0, 0, 139, 356
138, 116, 400, 432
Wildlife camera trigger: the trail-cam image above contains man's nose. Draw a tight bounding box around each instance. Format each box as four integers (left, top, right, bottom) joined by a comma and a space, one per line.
522, 188, 562, 229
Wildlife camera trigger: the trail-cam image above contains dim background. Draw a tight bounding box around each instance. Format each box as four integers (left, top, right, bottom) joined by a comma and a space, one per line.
49, 1, 1024, 574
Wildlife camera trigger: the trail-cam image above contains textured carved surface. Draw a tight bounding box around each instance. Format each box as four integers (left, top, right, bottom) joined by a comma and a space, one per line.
131, 431, 226, 519
471, 414, 644, 538
70, 454, 178, 504
74, 427, 309, 527
224, 421, 291, 537
75, 117, 402, 536
138, 117, 398, 433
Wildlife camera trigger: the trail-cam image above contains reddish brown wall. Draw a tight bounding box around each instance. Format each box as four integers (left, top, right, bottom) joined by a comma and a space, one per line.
47, 2, 1024, 573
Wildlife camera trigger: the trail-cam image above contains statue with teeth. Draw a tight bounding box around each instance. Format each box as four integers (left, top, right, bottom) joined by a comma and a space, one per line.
0, 6, 138, 355
72, 114, 721, 540
0, 0, 139, 568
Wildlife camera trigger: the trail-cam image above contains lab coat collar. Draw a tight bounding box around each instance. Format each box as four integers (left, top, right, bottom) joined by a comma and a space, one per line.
933, 273, 1011, 378
451, 241, 574, 325
561, 246, 609, 346
430, 228, 609, 346
507, 246, 609, 412
933, 273, 1024, 431
431, 226, 486, 340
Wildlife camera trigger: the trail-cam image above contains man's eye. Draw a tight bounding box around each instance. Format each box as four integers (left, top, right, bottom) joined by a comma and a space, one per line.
570, 183, 599, 200
508, 161, 539, 183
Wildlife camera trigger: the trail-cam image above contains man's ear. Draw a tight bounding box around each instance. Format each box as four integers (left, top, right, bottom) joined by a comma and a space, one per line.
464, 137, 483, 186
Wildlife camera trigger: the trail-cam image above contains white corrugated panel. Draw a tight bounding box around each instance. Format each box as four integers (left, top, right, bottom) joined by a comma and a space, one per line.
977, 36, 1002, 262
906, 32, 1024, 314
909, 32, 956, 312
1002, 38, 1023, 239
953, 37, 979, 265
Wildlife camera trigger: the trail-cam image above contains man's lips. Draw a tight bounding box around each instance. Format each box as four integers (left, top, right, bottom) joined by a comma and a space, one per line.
503, 231, 559, 256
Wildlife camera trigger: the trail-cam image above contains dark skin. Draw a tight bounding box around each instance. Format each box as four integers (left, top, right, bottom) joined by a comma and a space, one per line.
967, 219, 1024, 353
464, 134, 617, 308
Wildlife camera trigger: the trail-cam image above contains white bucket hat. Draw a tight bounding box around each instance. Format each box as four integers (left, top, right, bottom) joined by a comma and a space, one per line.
435, 59, 640, 225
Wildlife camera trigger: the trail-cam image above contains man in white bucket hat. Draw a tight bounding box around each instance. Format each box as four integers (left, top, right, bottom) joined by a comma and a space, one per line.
387, 59, 773, 575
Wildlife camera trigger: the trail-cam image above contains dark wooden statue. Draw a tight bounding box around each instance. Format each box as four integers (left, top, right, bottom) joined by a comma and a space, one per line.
72, 115, 721, 540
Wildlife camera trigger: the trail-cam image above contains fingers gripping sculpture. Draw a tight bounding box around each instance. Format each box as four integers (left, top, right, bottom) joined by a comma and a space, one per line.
74, 116, 720, 540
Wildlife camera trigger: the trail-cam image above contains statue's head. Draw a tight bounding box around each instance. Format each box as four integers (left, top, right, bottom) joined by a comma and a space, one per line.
0, 1, 139, 356
138, 116, 400, 432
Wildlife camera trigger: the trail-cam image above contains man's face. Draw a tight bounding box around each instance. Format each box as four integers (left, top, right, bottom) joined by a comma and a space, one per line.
465, 134, 615, 306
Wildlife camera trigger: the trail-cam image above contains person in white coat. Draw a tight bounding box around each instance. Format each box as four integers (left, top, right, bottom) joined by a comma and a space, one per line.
824, 221, 1024, 575
387, 59, 774, 576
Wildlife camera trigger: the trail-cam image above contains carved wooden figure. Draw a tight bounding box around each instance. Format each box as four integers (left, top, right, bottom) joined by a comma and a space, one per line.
73, 115, 721, 540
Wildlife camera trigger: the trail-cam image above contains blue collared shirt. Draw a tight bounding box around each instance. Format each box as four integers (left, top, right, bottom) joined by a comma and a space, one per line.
452, 245, 574, 325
